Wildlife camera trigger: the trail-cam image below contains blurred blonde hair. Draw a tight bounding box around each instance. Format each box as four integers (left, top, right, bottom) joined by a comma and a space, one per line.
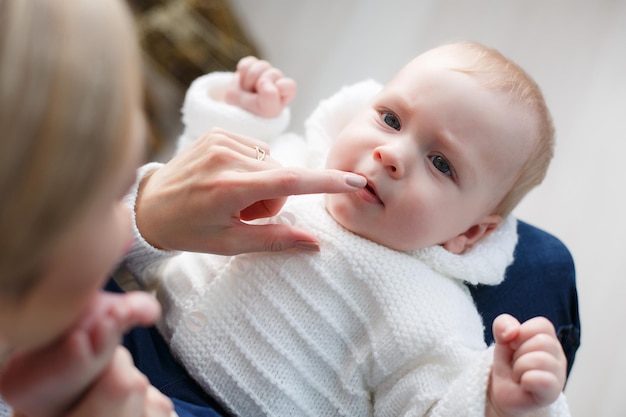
0, 0, 143, 295
435, 41, 555, 218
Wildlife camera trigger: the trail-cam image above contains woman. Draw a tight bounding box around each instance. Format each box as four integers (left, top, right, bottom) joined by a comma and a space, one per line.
0, 0, 364, 415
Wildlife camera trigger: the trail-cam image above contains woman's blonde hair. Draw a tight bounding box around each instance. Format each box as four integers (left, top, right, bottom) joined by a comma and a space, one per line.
436, 41, 555, 218
0, 0, 143, 295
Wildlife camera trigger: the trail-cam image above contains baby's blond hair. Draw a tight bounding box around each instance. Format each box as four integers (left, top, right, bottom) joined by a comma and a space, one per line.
0, 0, 143, 295
435, 41, 555, 218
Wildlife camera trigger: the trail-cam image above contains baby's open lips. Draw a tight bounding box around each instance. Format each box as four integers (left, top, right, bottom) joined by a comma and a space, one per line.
363, 181, 383, 204
365, 182, 377, 196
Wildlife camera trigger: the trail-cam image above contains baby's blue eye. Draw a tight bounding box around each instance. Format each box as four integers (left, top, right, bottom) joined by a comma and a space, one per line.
382, 112, 401, 131
430, 155, 452, 176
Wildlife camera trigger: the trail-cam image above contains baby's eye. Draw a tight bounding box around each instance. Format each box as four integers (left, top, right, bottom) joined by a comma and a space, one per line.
430, 155, 452, 176
382, 112, 401, 131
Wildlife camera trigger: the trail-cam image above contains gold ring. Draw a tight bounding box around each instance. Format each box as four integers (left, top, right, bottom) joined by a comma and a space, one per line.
254, 146, 266, 161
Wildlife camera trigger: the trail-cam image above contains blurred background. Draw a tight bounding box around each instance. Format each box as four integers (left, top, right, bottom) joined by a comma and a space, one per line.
129, 1, 626, 415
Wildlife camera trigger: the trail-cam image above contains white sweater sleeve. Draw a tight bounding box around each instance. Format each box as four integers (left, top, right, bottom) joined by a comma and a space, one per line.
176, 71, 291, 154
426, 347, 571, 417
123, 162, 178, 288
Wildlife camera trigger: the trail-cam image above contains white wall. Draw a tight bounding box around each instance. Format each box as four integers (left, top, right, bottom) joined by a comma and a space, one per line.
230, 1, 626, 415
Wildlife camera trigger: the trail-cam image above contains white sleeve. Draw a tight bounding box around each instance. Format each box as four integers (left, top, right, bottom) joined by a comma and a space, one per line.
177, 72, 291, 154
123, 162, 179, 288
427, 347, 571, 417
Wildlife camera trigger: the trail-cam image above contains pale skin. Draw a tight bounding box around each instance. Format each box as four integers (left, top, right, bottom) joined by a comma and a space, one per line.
220, 55, 567, 417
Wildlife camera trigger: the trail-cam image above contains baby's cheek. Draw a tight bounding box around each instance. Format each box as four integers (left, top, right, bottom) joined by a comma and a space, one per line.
324, 194, 351, 228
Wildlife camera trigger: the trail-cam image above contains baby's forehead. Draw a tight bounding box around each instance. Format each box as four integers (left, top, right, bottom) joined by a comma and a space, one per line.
393, 54, 532, 116
404, 46, 516, 86
383, 59, 537, 164
402, 45, 480, 72
386, 58, 506, 103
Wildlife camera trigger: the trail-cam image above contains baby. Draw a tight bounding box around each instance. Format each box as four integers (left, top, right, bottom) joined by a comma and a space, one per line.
127, 42, 570, 417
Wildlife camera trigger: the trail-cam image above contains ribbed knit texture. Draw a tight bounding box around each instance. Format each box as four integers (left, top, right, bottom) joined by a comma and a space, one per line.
153, 195, 505, 416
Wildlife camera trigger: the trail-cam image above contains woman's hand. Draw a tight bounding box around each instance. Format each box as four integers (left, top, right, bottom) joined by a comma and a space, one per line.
135, 128, 366, 255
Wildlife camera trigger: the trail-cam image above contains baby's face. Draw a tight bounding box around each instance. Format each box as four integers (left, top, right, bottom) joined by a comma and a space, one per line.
325, 53, 534, 252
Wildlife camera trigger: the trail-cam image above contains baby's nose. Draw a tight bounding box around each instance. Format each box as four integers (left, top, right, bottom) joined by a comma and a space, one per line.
373, 146, 405, 178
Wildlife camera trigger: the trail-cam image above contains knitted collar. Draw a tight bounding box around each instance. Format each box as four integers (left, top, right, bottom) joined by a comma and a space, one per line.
410, 215, 518, 286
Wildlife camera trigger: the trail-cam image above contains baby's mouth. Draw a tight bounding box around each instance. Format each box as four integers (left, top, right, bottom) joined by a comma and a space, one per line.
363, 181, 383, 205
365, 182, 377, 196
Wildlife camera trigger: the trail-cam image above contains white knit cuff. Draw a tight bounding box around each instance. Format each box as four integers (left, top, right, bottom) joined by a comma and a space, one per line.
123, 162, 179, 286
412, 215, 518, 286
429, 347, 493, 416
177, 72, 291, 154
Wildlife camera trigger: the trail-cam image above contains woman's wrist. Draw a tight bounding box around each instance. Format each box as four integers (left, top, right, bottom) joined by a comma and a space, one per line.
123, 162, 177, 282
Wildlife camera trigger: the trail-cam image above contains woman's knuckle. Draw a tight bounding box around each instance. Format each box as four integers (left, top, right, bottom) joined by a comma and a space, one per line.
278, 168, 302, 189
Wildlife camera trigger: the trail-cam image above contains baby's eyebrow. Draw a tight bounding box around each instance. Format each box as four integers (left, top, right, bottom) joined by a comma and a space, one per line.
373, 90, 411, 114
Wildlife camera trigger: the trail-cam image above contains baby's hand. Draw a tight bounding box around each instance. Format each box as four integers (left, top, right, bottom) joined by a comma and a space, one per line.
224, 56, 296, 118
0, 291, 161, 417
488, 314, 567, 417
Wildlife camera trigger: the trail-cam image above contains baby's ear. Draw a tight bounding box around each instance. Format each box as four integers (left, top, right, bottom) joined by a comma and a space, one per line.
442, 214, 503, 254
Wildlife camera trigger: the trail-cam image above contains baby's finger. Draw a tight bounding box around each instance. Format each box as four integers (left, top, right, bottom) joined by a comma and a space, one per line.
236, 56, 257, 72
276, 78, 297, 105
242, 59, 271, 92
511, 317, 558, 349
492, 314, 521, 346
235, 56, 258, 87
61, 347, 144, 417
108, 291, 162, 332
143, 386, 177, 417
511, 331, 565, 365
257, 67, 284, 84
257, 76, 281, 100
512, 350, 563, 383
491, 314, 520, 382
0, 327, 108, 417
519, 369, 564, 406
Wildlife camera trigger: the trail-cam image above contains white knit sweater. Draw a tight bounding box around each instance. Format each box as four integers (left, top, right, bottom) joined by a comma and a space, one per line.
125, 73, 571, 417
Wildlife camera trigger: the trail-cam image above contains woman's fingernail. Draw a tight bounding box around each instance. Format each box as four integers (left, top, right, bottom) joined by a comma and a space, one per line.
294, 240, 321, 252
344, 173, 366, 188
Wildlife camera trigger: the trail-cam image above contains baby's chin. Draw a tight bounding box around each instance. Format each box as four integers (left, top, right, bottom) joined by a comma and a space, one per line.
324, 193, 356, 233
323, 193, 341, 223
324, 194, 435, 252
323, 194, 386, 247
